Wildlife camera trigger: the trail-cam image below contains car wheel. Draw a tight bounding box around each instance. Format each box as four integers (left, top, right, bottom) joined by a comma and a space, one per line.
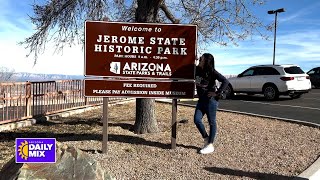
290, 93, 302, 99
224, 85, 234, 99
263, 85, 279, 100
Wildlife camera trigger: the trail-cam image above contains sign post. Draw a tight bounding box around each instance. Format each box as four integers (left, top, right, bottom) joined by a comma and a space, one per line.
102, 97, 108, 154
171, 99, 177, 149
84, 21, 197, 152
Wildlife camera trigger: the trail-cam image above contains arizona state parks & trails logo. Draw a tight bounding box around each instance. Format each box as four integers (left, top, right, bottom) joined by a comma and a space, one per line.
110, 62, 121, 74
16, 138, 56, 163
110, 61, 172, 76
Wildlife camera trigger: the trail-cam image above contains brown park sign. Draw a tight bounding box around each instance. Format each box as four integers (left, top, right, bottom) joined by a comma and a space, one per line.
84, 79, 195, 99
85, 21, 197, 80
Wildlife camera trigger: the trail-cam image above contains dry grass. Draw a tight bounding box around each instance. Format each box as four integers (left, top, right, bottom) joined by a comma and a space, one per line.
0, 101, 319, 180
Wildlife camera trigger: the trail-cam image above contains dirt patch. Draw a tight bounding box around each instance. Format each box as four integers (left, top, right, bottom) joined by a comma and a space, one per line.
0, 101, 319, 179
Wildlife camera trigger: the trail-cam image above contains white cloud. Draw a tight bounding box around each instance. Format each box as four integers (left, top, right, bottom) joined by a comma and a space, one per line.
280, 2, 320, 23
0, 1, 84, 75
0, 24, 84, 75
0, 37, 84, 75
204, 29, 320, 74
276, 30, 320, 63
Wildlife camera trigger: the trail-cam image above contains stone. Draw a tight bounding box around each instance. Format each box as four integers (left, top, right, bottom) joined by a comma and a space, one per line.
0, 142, 114, 180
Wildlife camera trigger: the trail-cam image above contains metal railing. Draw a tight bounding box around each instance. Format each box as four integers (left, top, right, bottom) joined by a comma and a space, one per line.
0, 80, 121, 124
0, 82, 29, 124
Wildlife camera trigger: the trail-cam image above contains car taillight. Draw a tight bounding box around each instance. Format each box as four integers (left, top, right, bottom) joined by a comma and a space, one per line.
306, 76, 310, 79
280, 77, 294, 81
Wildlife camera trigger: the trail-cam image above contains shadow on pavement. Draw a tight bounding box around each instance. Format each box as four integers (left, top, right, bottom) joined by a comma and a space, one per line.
204, 167, 306, 180
228, 94, 292, 102
109, 122, 134, 131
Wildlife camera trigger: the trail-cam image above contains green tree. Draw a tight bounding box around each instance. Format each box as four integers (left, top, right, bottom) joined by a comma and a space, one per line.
21, 0, 270, 134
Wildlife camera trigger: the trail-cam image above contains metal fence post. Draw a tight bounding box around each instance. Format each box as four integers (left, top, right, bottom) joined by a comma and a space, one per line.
25, 81, 32, 117
85, 97, 88, 105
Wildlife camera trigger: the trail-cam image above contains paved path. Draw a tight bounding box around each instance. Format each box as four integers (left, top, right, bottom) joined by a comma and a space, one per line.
180, 89, 320, 125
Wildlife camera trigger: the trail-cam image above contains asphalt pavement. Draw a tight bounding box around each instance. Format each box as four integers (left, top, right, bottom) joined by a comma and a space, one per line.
180, 89, 320, 125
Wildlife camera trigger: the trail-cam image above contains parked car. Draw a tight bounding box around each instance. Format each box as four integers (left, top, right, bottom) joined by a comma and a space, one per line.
224, 64, 312, 100
306, 67, 320, 88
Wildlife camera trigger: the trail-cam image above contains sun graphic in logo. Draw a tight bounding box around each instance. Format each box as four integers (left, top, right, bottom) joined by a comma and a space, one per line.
18, 140, 29, 160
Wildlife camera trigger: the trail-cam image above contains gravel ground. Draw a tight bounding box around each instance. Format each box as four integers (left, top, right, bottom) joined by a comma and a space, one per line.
0, 101, 319, 180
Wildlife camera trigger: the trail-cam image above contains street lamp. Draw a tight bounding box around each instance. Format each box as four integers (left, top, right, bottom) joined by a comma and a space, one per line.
268, 8, 285, 65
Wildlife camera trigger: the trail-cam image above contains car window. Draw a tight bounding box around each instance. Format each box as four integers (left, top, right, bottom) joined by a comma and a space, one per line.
255, 67, 280, 75
254, 68, 265, 75
242, 69, 255, 76
284, 66, 304, 74
265, 67, 280, 75
307, 69, 315, 75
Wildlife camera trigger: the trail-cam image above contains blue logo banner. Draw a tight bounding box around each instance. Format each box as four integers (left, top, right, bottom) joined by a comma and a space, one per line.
15, 138, 56, 163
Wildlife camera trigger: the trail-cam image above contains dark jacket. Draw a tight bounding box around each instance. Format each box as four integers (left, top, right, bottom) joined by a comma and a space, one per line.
195, 66, 229, 101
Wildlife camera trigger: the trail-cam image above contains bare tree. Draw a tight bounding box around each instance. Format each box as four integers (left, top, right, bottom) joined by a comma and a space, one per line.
0, 67, 15, 82
20, 0, 271, 134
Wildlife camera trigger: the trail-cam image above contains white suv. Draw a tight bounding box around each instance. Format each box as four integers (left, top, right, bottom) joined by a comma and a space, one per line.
224, 64, 312, 100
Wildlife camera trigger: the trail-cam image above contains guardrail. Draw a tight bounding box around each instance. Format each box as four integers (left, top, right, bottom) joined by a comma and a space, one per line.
0, 80, 121, 124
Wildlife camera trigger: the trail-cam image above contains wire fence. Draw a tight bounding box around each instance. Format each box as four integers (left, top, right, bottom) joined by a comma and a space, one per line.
0, 80, 123, 124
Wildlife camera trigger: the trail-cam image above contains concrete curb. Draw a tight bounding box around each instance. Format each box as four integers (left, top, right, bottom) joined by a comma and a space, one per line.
296, 157, 320, 180
155, 99, 320, 180
0, 119, 36, 132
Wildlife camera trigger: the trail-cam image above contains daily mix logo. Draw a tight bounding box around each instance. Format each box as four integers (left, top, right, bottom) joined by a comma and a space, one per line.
16, 138, 56, 163
110, 61, 172, 76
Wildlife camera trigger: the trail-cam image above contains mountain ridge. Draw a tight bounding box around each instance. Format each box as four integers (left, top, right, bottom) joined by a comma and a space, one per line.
10, 72, 84, 82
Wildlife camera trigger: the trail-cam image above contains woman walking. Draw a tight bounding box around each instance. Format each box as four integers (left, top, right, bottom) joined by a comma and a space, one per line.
194, 53, 229, 154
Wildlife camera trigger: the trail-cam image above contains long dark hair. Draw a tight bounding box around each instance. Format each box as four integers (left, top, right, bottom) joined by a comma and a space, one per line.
202, 53, 215, 79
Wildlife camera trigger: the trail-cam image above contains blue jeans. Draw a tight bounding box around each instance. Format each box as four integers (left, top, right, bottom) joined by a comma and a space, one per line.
194, 98, 219, 144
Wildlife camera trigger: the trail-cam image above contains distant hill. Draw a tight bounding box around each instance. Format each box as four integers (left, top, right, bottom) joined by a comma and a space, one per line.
4, 72, 237, 82
10, 72, 84, 82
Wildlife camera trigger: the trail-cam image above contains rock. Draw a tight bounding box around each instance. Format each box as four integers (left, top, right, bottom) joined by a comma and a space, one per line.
0, 142, 114, 180
0, 158, 23, 180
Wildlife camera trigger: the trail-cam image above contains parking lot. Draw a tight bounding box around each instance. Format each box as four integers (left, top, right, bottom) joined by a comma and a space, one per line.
182, 89, 320, 125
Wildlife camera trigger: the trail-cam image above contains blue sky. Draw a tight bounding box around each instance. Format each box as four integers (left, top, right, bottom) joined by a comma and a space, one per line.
212, 0, 320, 75
0, 0, 319, 76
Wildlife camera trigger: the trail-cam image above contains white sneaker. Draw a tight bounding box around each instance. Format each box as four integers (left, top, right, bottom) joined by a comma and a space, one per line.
203, 137, 209, 148
200, 144, 214, 154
